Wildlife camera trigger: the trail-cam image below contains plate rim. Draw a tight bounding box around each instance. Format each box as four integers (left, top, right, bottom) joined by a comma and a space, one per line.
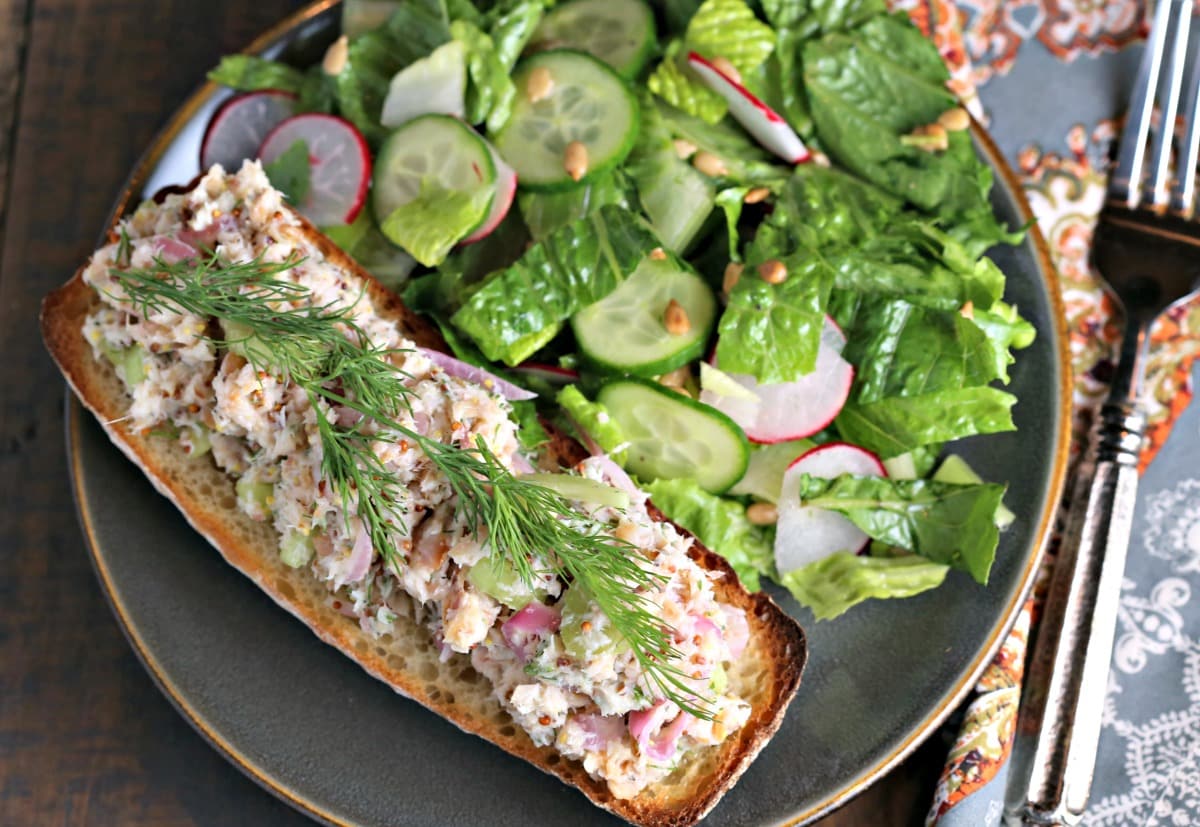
64, 2, 1074, 824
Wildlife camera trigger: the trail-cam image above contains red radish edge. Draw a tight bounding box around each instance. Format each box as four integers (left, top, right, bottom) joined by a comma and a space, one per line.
785, 442, 886, 478
686, 52, 811, 165
746, 364, 853, 444
463, 157, 517, 245
512, 363, 580, 382
200, 89, 298, 171
257, 113, 372, 225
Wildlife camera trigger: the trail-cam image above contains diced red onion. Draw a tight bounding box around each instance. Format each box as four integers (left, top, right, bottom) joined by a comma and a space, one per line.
628, 701, 672, 751
419, 348, 537, 401
572, 713, 625, 752
178, 214, 237, 249
510, 453, 535, 475
334, 405, 364, 428
149, 236, 199, 264
647, 711, 694, 761
722, 606, 750, 659
588, 455, 639, 497
501, 602, 561, 662
343, 521, 374, 584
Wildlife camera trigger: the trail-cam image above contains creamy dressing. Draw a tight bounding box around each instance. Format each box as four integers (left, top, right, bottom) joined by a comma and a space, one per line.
81, 161, 751, 797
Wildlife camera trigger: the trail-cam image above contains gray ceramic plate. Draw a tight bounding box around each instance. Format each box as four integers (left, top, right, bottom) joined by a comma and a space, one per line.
66, 2, 1073, 824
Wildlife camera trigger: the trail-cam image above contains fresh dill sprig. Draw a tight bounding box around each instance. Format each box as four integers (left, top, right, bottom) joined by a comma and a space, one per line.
108, 249, 710, 718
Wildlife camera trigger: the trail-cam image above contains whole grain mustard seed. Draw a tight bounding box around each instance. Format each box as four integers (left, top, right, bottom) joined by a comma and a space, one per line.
564, 141, 589, 182
664, 300, 691, 335
757, 259, 788, 285
322, 35, 349, 76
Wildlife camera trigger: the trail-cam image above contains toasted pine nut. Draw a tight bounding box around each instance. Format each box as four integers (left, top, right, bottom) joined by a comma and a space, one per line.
960, 300, 975, 319
659, 365, 691, 388
564, 141, 589, 181
664, 300, 691, 335
673, 138, 698, 160
902, 123, 949, 152
649, 247, 668, 261
692, 151, 728, 177
937, 107, 970, 132
743, 186, 770, 204
722, 262, 743, 294
526, 66, 555, 102
710, 56, 742, 85
746, 502, 778, 525
757, 259, 787, 284
322, 35, 349, 76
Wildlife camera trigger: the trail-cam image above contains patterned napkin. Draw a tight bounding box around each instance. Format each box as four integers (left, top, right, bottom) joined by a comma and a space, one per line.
869, 1, 1200, 823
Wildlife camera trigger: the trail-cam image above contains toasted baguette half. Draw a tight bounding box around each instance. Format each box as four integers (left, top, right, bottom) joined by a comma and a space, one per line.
41, 200, 807, 827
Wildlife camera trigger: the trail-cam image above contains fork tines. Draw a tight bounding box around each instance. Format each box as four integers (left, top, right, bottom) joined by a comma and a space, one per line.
1111, 0, 1200, 215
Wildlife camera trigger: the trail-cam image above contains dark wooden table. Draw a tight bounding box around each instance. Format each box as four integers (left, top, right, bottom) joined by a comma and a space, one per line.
0, 1, 946, 823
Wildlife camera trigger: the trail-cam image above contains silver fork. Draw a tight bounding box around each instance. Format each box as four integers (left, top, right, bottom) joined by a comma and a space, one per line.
1004, 1, 1200, 824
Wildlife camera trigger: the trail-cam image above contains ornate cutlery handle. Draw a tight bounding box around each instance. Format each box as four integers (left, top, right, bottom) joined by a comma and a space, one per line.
1004, 401, 1144, 826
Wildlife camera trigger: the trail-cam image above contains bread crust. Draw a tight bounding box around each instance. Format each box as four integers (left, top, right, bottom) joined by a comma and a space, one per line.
41, 205, 806, 827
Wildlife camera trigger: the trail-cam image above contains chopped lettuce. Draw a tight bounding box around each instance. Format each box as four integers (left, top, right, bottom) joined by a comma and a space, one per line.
557, 386, 628, 461
208, 55, 309, 94
835, 387, 1016, 459
511, 399, 550, 451
262, 139, 311, 205
654, 100, 789, 185
715, 257, 830, 383
450, 205, 662, 364
644, 478, 774, 591
518, 173, 636, 242
972, 301, 1037, 382
780, 552, 949, 620
335, 0, 453, 145
796, 473, 1006, 584
648, 0, 776, 123
379, 181, 493, 266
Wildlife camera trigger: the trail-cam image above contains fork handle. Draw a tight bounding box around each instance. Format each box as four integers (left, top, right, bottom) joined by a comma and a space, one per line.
1004, 400, 1145, 826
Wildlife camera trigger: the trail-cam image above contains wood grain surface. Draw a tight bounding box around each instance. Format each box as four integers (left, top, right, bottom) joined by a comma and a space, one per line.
0, 2, 942, 824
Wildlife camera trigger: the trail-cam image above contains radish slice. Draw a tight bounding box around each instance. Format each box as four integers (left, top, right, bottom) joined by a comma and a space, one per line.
201, 90, 296, 171
257, 114, 371, 225
774, 442, 886, 574
700, 318, 853, 443
687, 52, 810, 164
462, 149, 517, 244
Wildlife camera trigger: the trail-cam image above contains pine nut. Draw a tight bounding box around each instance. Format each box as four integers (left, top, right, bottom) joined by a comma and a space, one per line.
722, 262, 743, 294
902, 123, 949, 152
659, 365, 691, 388
937, 107, 970, 132
673, 138, 698, 160
743, 187, 770, 204
526, 66, 555, 103
322, 35, 349, 76
664, 300, 691, 335
692, 151, 728, 177
564, 141, 589, 182
710, 56, 742, 85
960, 300, 975, 319
649, 247, 668, 261
746, 502, 778, 525
757, 259, 787, 284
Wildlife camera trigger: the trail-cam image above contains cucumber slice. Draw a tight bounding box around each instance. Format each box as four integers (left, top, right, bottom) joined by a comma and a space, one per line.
493, 51, 639, 191
571, 256, 716, 376
597, 378, 748, 493
371, 114, 496, 235
519, 472, 630, 509
531, 0, 657, 78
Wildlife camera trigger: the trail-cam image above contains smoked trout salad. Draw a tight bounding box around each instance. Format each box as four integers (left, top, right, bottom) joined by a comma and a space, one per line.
200, 0, 1035, 620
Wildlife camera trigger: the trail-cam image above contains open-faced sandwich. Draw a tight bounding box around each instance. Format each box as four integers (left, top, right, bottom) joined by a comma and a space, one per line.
41, 161, 806, 827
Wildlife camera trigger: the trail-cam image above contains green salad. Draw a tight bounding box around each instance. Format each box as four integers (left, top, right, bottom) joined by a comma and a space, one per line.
206, 0, 1036, 619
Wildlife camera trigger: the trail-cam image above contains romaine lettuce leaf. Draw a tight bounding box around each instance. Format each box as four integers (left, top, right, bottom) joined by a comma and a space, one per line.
780, 552, 949, 620
796, 474, 1006, 584
335, 0, 453, 145
450, 205, 662, 364
208, 55, 308, 94
518, 173, 636, 242
380, 180, 493, 266
451, 21, 514, 129
835, 387, 1016, 458
557, 386, 628, 462
644, 478, 774, 591
654, 100, 789, 186
648, 0, 776, 123
715, 258, 831, 383
510, 399, 550, 451
972, 301, 1037, 382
